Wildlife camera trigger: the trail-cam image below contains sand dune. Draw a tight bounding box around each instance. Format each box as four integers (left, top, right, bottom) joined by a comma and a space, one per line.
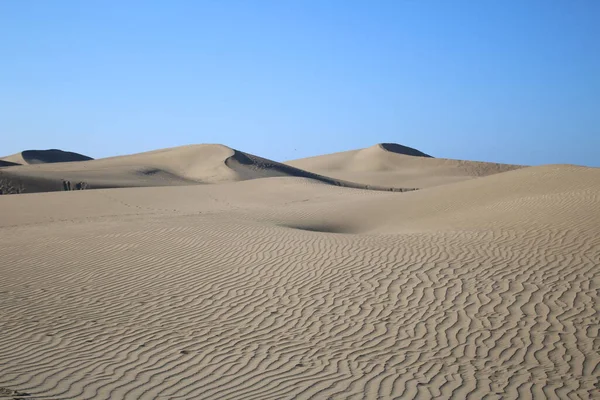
286, 143, 524, 188
1, 145, 239, 193
0, 160, 20, 168
0, 146, 598, 399
0, 144, 419, 194
1, 149, 93, 165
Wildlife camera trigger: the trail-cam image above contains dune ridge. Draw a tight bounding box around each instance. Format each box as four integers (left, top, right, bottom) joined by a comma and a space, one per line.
286, 143, 524, 188
0, 144, 419, 194
377, 142, 432, 157
0, 160, 21, 168
226, 149, 417, 191
0, 159, 598, 398
1, 149, 93, 165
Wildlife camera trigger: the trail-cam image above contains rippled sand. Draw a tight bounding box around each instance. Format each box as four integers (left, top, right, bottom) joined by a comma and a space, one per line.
0, 145, 598, 399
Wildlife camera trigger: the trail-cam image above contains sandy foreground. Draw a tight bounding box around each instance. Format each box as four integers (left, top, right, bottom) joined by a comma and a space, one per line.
0, 144, 598, 399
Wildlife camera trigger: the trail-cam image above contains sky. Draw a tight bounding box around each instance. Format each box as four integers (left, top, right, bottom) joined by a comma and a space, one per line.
1, 1, 599, 166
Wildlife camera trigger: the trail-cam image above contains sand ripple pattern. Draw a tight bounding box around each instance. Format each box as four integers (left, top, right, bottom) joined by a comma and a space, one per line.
0, 170, 599, 399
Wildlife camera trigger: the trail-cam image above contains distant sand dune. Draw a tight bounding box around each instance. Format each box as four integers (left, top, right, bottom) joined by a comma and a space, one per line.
1, 149, 93, 165
286, 143, 524, 188
0, 144, 419, 194
0, 156, 598, 398
378, 142, 433, 157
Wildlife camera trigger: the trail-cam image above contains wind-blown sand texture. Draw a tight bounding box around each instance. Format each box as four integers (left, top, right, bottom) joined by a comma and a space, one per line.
0, 144, 599, 399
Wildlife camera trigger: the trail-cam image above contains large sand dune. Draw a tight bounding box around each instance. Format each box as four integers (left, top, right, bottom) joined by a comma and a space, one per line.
286, 143, 524, 188
1, 149, 93, 165
0, 145, 598, 399
0, 144, 419, 194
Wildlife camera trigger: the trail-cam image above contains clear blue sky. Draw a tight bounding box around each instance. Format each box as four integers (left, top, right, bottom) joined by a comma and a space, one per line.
1, 1, 598, 166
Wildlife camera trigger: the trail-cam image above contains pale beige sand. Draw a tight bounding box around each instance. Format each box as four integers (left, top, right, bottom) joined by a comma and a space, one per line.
0, 152, 598, 399
0, 145, 418, 194
286, 143, 524, 188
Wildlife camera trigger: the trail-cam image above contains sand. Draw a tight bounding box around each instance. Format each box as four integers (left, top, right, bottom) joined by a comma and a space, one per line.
0, 149, 93, 165
0, 144, 598, 399
0, 145, 418, 194
286, 143, 524, 188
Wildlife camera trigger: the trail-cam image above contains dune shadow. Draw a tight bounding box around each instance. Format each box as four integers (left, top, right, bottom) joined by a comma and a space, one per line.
281, 223, 357, 234
378, 143, 432, 158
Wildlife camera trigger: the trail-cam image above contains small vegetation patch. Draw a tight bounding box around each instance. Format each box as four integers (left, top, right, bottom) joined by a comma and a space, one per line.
0, 176, 25, 195
0, 387, 31, 398
62, 180, 89, 191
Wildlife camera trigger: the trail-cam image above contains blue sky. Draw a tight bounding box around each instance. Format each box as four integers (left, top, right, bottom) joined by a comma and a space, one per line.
1, 1, 598, 166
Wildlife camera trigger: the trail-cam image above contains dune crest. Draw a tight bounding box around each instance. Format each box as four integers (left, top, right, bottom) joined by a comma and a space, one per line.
0, 160, 21, 167
1, 149, 93, 165
286, 142, 524, 188
0, 144, 419, 194
377, 142, 432, 157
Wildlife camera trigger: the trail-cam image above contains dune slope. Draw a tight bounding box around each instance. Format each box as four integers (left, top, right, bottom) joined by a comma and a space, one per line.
1, 149, 93, 165
0, 144, 418, 194
286, 143, 524, 188
0, 163, 598, 399
0, 160, 21, 168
